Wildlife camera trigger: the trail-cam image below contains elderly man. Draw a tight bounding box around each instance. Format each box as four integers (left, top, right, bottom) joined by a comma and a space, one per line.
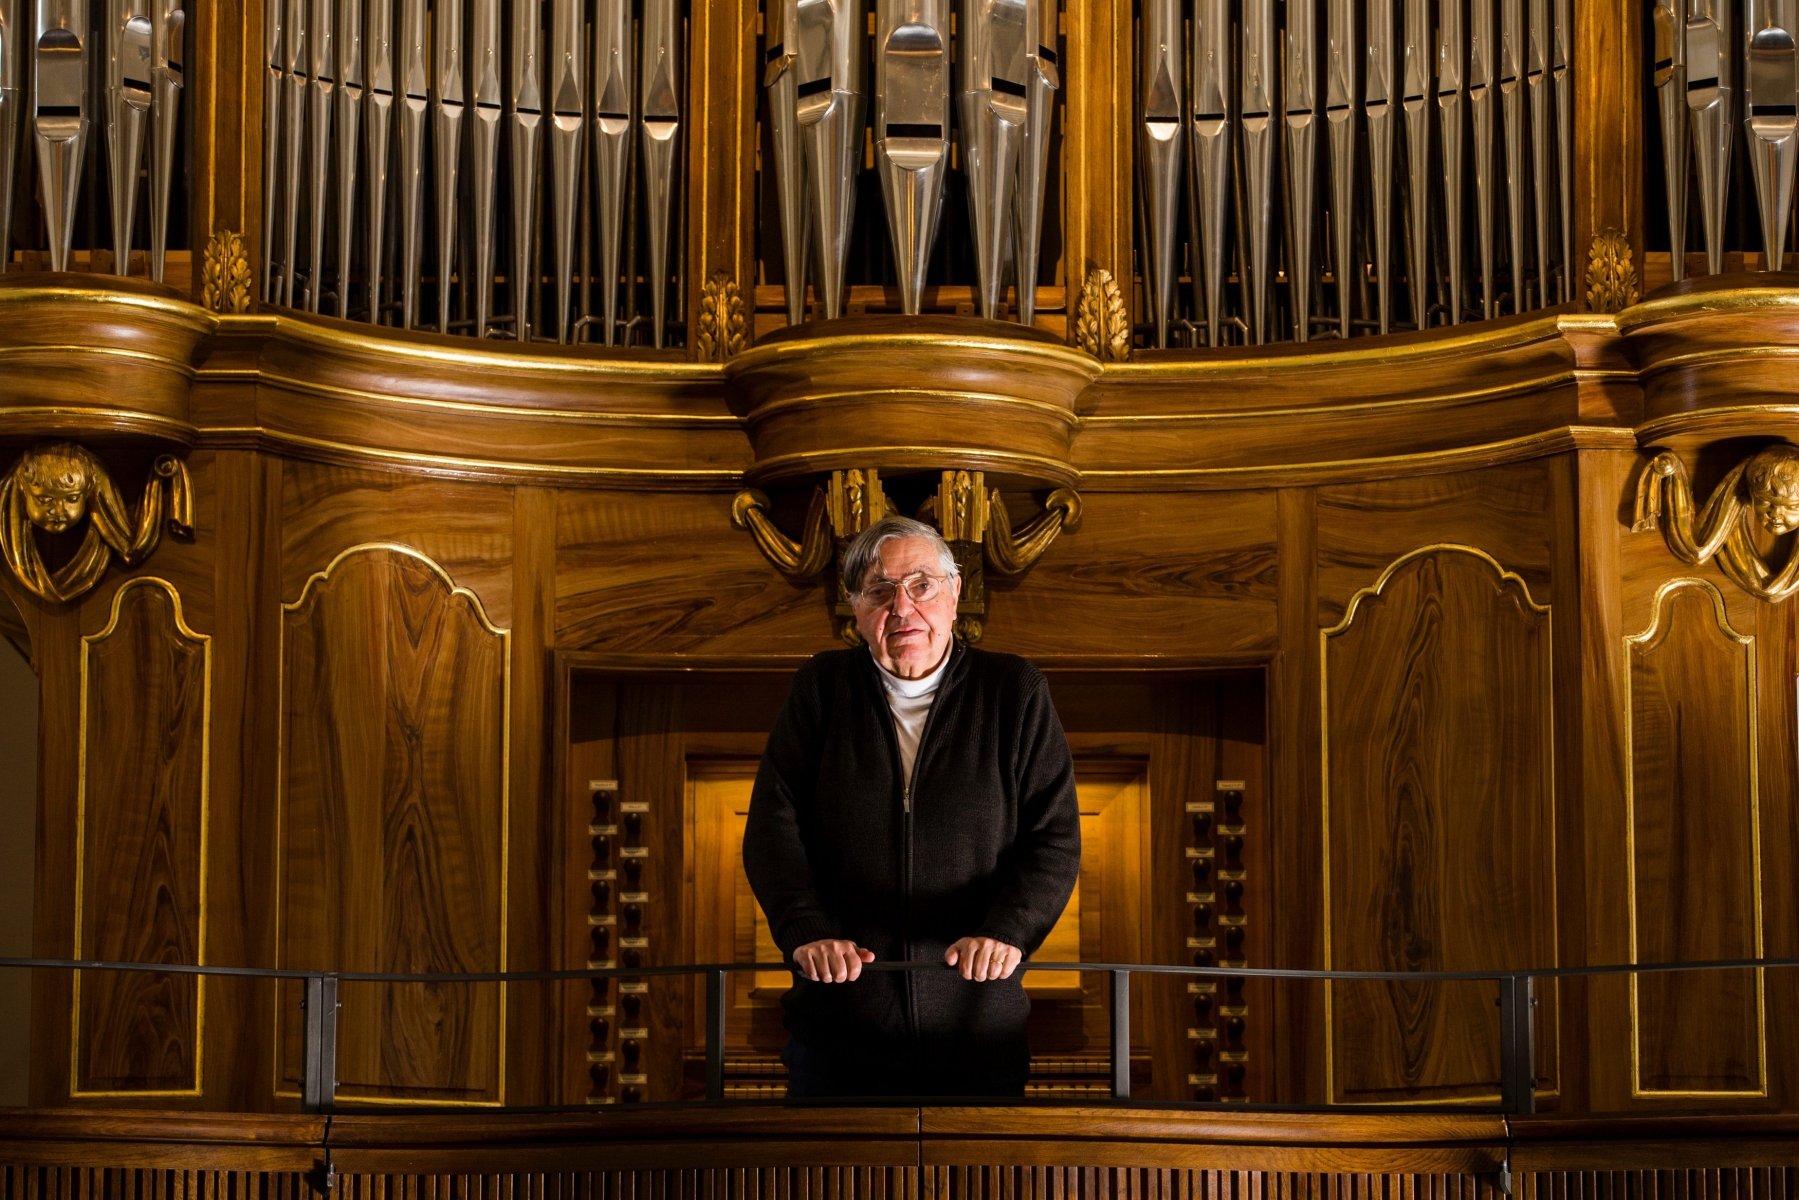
743, 515, 1081, 1098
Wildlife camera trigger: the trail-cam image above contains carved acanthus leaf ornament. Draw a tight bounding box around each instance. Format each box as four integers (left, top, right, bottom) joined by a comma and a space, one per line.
1634, 444, 1799, 601
1074, 267, 1131, 361
1585, 229, 1641, 314
696, 271, 748, 362
0, 442, 194, 603
202, 229, 254, 314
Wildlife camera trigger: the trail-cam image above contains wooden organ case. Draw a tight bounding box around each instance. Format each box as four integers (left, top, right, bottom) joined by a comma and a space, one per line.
2, 0, 1799, 1127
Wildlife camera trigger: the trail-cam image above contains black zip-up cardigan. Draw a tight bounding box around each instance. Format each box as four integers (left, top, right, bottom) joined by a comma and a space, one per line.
742, 642, 1081, 1061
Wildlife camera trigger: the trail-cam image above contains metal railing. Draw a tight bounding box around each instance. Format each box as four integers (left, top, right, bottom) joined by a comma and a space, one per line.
6, 954, 1792, 1113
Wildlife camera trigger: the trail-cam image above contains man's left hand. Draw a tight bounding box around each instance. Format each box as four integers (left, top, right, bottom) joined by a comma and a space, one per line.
944, 937, 1023, 982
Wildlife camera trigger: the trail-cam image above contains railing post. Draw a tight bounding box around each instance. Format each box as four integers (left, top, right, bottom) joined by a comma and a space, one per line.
302, 975, 339, 1112
705, 967, 726, 1102
1110, 968, 1130, 1100
1498, 974, 1536, 1115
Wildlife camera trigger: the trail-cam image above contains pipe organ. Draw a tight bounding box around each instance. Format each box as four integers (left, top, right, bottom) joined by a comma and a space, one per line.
259, 0, 688, 345
1138, 0, 1577, 346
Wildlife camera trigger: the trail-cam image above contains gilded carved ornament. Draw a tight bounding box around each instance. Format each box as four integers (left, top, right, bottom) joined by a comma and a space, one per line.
1585, 229, 1641, 314
695, 271, 748, 363
732, 467, 1080, 642
1073, 267, 1131, 361
202, 229, 254, 314
0, 443, 194, 604
1633, 444, 1799, 602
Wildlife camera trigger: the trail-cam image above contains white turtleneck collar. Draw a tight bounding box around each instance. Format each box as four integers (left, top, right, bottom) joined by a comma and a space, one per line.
871, 645, 953, 791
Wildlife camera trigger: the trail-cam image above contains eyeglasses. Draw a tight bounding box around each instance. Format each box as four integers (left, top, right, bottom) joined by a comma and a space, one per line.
855, 571, 950, 608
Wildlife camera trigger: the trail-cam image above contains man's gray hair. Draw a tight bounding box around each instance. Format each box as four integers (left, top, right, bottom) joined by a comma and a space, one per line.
840, 516, 960, 596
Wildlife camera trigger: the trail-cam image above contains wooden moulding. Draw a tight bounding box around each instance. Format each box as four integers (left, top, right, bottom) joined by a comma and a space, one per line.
724, 315, 1099, 491
1621, 275, 1799, 449
24, 275, 1799, 491
0, 276, 217, 449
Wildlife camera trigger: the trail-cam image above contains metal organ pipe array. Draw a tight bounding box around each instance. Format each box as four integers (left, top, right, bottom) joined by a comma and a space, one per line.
1138, 0, 1574, 347
261, 0, 686, 345
1655, 0, 1799, 277
766, 0, 1059, 322
0, 0, 185, 274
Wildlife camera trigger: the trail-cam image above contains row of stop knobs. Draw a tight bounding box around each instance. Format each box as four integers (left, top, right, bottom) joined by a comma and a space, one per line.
1189, 783, 1248, 1102
587, 780, 650, 1104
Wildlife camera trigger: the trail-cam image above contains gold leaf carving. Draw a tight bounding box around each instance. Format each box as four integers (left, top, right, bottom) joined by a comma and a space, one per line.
202, 229, 253, 314
696, 270, 748, 362
0, 442, 194, 604
986, 487, 1082, 575
1074, 267, 1131, 361
730, 486, 833, 578
1585, 229, 1641, 314
1634, 444, 1799, 601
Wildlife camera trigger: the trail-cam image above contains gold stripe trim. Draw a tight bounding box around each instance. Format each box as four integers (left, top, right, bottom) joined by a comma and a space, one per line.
1082, 373, 1576, 426
1624, 578, 1768, 1099
0, 344, 200, 378
217, 312, 722, 380
744, 445, 1080, 483
1636, 345, 1799, 377
249, 369, 745, 426
0, 407, 199, 437
1617, 286, 1799, 334
1636, 405, 1799, 444
726, 331, 1103, 378
1081, 426, 1639, 482
747, 387, 1080, 426
274, 543, 511, 1106
0, 287, 220, 329
71, 577, 211, 1098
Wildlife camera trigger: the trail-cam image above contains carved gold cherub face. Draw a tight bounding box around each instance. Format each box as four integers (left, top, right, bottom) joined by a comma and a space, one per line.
15, 444, 95, 534
1745, 446, 1799, 535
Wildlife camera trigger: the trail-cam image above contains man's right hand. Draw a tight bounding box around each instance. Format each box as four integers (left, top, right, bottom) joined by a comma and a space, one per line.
792, 939, 875, 983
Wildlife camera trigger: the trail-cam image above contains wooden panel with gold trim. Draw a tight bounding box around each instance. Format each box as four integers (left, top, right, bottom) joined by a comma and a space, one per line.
73, 577, 211, 1097
275, 544, 511, 1105
1321, 546, 1559, 1104
1626, 579, 1766, 1097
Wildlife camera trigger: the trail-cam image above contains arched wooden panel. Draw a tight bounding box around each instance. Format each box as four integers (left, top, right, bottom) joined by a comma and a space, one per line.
276, 544, 510, 1105
1321, 546, 1558, 1104
1626, 580, 1765, 1096
74, 577, 210, 1096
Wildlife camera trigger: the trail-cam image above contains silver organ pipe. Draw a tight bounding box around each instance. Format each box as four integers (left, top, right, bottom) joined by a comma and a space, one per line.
795, 0, 864, 321
1240, 0, 1274, 344
279, 0, 304, 303
431, 0, 463, 334
1654, 0, 1687, 282
640, 0, 681, 347
1745, 0, 1798, 271
1366, 0, 1394, 334
1551, 0, 1570, 297
396, 0, 426, 326
34, 0, 87, 272
364, 0, 392, 319
874, 0, 951, 316
148, 0, 180, 281
547, 0, 580, 342
1500, 0, 1525, 311
1325, 0, 1355, 339
332, 0, 360, 315
508, 0, 540, 340
592, 0, 632, 343
106, 0, 153, 273
1284, 0, 1317, 341
766, 0, 810, 325
960, 0, 1028, 322
1470, 0, 1497, 316
1013, 0, 1056, 327
1401, 0, 1431, 327
261, 0, 282, 297
1190, 0, 1225, 347
1438, 0, 1466, 323
1527, 0, 1549, 308
0, 0, 22, 270
304, 0, 332, 311
1688, 0, 1731, 275
467, 0, 500, 335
